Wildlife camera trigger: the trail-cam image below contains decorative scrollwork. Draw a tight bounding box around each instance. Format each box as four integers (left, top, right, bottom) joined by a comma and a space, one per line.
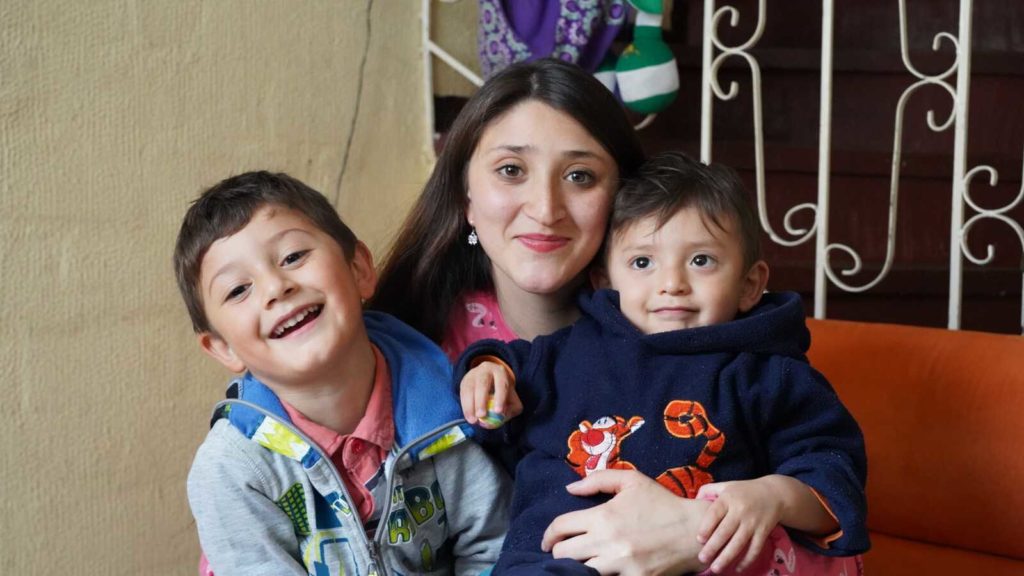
959, 157, 1024, 266
958, 152, 1024, 332
707, 2, 767, 100
698, 0, 1019, 329
822, 0, 959, 292
706, 0, 817, 247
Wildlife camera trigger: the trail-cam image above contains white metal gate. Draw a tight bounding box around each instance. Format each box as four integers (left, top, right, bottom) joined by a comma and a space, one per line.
423, 0, 1024, 332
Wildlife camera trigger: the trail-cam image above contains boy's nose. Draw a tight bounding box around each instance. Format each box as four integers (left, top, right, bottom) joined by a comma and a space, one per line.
264, 275, 297, 308
660, 268, 690, 295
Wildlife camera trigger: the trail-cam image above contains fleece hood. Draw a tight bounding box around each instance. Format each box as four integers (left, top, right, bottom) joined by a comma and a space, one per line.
579, 289, 810, 359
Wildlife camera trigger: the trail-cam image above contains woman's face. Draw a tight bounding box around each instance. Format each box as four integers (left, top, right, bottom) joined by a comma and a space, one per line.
465, 100, 618, 297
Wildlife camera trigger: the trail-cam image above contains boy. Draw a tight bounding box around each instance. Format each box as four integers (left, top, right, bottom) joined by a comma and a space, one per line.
175, 171, 510, 575
457, 152, 868, 575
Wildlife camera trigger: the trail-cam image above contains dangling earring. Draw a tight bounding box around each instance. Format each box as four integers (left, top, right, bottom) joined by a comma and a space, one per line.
467, 228, 479, 246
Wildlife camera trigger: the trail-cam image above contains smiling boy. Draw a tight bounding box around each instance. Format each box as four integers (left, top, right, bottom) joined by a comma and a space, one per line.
455, 152, 868, 575
175, 171, 509, 575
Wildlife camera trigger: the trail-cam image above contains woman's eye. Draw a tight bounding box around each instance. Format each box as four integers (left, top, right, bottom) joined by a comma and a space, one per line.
281, 250, 309, 266
225, 284, 249, 302
566, 170, 594, 185
630, 256, 652, 270
691, 254, 713, 268
498, 164, 522, 178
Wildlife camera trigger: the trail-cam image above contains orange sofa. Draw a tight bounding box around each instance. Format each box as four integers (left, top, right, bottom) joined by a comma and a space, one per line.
807, 318, 1024, 575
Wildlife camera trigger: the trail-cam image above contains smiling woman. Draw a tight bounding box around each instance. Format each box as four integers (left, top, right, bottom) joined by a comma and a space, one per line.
371, 57, 867, 576
371, 59, 741, 575
372, 58, 644, 347
464, 100, 618, 334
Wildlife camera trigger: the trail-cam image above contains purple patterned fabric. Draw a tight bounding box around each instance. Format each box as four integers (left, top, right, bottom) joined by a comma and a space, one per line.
478, 0, 628, 78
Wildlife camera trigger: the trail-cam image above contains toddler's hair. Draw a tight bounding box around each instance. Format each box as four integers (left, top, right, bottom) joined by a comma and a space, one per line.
609, 151, 761, 268
173, 171, 358, 333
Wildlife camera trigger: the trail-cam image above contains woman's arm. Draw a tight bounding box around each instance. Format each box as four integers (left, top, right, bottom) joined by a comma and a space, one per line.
541, 470, 711, 576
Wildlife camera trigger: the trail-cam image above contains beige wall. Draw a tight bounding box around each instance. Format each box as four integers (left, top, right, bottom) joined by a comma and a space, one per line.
430, 0, 480, 97
0, 1, 432, 573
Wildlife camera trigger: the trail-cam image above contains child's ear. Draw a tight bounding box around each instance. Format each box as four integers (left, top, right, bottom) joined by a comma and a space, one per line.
350, 241, 378, 301
589, 265, 611, 290
738, 260, 770, 313
198, 332, 246, 374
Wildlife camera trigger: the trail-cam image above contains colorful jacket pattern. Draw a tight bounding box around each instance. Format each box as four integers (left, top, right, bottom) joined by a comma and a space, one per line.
188, 312, 511, 576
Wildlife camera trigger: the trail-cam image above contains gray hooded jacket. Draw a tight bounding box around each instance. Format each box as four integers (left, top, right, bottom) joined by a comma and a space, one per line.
187, 312, 511, 575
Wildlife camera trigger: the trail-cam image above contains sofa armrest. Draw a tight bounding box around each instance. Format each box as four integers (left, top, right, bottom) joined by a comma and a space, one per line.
807, 319, 1024, 562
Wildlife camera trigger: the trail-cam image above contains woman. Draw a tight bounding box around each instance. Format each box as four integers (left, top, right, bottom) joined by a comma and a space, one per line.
372, 58, 711, 575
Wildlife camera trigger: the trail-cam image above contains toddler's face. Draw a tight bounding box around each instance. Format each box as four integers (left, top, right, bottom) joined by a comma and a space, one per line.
602, 206, 765, 335
196, 205, 375, 387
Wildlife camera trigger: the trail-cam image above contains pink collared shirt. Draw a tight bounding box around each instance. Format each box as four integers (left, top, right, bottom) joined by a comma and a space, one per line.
281, 344, 394, 522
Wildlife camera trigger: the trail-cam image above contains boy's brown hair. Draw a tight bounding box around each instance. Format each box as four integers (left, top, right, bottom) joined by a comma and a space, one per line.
608, 151, 762, 269
173, 171, 358, 333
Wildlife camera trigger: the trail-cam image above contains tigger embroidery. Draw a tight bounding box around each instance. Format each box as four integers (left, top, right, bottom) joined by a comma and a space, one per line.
655, 400, 724, 498
564, 400, 725, 499
565, 415, 645, 477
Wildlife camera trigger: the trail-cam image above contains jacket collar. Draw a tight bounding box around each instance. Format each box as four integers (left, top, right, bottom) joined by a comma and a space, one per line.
215, 311, 471, 466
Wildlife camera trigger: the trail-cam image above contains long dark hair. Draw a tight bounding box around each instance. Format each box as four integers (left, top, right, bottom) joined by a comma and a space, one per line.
371, 58, 645, 342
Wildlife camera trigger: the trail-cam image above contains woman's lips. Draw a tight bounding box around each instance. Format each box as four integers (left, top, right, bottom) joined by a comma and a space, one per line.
517, 234, 569, 253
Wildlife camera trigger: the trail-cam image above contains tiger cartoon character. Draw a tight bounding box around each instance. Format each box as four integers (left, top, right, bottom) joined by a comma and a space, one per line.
564, 402, 725, 494
655, 399, 725, 498
565, 415, 645, 477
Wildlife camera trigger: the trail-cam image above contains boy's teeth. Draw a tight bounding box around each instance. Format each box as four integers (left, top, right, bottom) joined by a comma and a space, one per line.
273, 305, 320, 337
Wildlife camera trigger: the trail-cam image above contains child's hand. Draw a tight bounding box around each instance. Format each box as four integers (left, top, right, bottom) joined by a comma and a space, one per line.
695, 478, 784, 574
459, 360, 522, 429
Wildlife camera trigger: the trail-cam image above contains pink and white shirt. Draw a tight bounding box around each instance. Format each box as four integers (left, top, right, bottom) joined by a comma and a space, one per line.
441, 290, 517, 362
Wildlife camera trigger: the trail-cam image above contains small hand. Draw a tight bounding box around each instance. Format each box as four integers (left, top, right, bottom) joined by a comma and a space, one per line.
695, 478, 784, 573
541, 470, 710, 576
458, 360, 522, 428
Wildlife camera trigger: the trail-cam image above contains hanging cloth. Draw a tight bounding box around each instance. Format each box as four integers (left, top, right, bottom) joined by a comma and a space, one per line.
615, 0, 679, 113
478, 0, 629, 78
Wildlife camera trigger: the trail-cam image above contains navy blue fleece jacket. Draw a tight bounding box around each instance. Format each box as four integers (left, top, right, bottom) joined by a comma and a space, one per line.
455, 290, 868, 575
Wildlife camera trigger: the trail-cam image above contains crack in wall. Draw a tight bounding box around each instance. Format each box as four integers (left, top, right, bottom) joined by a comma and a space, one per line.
334, 0, 375, 205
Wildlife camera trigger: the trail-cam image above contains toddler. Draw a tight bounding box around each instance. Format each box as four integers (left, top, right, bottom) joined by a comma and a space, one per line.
457, 152, 868, 575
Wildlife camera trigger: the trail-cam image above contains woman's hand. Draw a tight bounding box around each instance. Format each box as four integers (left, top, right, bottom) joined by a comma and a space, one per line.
458, 360, 522, 428
541, 470, 710, 576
